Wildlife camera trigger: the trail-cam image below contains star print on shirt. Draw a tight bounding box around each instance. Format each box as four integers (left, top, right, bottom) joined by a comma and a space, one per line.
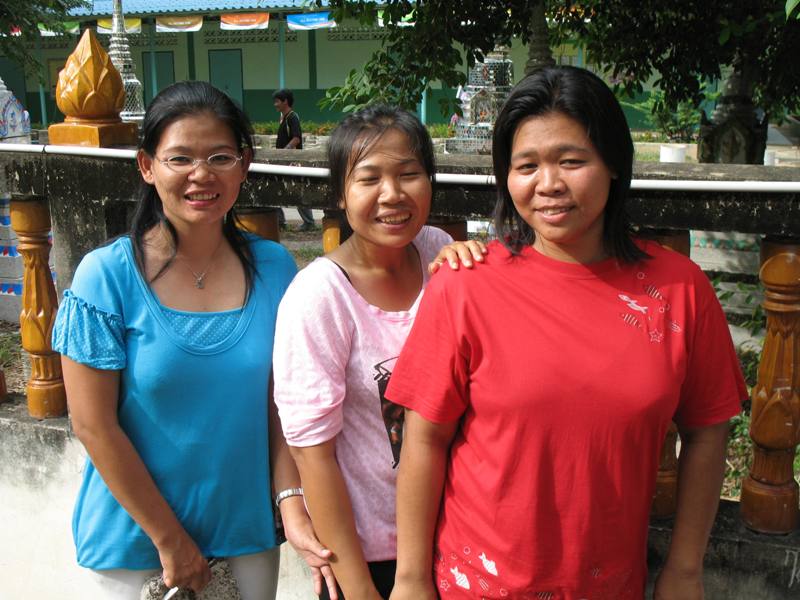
649, 329, 664, 343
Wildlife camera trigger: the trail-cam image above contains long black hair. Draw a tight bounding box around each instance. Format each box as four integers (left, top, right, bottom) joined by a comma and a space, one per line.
131, 80, 256, 290
492, 66, 647, 263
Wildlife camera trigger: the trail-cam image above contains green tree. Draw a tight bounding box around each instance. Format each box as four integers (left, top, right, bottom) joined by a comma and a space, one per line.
0, 0, 86, 72
555, 1, 799, 130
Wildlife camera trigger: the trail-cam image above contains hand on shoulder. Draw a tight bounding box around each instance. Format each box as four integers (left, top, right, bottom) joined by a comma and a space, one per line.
429, 239, 488, 274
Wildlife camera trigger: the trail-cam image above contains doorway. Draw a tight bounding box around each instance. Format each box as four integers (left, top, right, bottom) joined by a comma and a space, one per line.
142, 51, 175, 104
209, 49, 244, 108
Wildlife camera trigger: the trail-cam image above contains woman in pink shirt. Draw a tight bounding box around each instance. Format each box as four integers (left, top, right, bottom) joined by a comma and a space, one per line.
272, 105, 482, 599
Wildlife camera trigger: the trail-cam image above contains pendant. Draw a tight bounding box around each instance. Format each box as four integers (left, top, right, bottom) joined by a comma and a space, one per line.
195, 276, 205, 289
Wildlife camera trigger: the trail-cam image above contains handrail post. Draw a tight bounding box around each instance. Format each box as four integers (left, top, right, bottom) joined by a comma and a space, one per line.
740, 237, 800, 534
9, 193, 66, 419
322, 208, 343, 253
236, 207, 280, 242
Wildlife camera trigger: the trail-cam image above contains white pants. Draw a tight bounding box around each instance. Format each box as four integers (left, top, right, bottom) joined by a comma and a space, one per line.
80, 547, 280, 600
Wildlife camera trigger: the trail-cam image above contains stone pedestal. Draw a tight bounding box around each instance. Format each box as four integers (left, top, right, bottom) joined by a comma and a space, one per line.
48, 119, 138, 147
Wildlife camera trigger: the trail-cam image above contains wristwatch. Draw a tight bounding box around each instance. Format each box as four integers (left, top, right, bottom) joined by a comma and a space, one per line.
274, 487, 304, 508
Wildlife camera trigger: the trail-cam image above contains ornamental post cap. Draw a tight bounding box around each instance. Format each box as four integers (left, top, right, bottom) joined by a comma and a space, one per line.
56, 28, 125, 122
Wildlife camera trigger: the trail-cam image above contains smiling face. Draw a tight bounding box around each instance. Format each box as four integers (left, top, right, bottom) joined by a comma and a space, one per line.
506, 111, 614, 264
341, 128, 432, 250
137, 112, 250, 232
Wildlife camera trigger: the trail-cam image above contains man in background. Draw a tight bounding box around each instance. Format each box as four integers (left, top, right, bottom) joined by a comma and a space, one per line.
273, 89, 316, 231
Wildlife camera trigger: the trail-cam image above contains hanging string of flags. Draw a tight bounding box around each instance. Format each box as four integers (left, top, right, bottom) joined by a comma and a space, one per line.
28, 10, 346, 36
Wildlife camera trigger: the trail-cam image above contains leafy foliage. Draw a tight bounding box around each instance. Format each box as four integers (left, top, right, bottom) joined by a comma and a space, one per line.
0, 327, 20, 370
0, 0, 87, 73
251, 121, 454, 138
554, 0, 800, 121
620, 88, 718, 142
252, 121, 339, 136
425, 122, 455, 139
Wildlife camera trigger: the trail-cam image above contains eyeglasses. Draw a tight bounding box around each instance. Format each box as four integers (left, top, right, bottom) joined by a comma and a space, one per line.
157, 153, 243, 173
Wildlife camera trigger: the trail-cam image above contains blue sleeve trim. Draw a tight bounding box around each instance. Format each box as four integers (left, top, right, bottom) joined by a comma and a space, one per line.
52, 290, 126, 370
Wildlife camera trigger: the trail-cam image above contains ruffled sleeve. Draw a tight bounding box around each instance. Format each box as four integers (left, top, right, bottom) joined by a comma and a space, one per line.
52, 289, 126, 370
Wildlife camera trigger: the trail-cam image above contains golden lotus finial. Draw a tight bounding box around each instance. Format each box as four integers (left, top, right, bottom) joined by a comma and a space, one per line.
56, 28, 125, 122
49, 28, 137, 146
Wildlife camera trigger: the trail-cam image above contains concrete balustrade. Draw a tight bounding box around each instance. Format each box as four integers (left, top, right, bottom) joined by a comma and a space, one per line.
1, 147, 800, 597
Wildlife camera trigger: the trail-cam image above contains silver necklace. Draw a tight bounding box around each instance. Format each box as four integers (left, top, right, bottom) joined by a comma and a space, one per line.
181, 262, 211, 289
175, 237, 224, 290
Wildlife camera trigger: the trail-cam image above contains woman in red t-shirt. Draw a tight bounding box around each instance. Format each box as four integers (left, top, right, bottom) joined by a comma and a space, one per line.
387, 67, 745, 600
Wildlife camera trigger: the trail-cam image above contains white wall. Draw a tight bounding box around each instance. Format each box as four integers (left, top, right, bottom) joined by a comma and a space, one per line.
0, 418, 316, 599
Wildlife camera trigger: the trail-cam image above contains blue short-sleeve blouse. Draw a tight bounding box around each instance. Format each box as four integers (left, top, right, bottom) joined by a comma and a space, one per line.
52, 235, 297, 570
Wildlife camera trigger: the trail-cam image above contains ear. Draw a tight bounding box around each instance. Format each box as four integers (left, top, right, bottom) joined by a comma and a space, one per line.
240, 147, 253, 182
137, 150, 156, 185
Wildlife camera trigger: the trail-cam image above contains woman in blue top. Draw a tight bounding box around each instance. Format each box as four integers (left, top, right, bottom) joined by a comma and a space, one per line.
52, 81, 331, 599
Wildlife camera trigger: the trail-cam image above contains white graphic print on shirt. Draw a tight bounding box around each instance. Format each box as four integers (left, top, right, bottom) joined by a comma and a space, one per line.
618, 270, 683, 344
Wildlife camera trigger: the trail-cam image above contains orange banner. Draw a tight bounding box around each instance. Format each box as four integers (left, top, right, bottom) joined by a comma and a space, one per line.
156, 16, 203, 32
220, 13, 270, 30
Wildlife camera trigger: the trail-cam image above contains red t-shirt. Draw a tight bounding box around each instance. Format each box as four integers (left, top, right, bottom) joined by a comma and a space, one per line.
387, 240, 745, 599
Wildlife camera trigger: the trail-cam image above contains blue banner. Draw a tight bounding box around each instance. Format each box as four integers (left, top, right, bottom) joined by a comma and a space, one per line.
286, 11, 336, 31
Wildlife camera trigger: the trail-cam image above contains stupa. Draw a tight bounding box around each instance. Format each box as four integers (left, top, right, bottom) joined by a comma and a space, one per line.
445, 47, 514, 154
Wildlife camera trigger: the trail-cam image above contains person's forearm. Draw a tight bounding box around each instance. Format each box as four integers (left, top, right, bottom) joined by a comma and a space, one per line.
664, 421, 730, 574
395, 412, 456, 584
269, 396, 312, 539
269, 393, 302, 493
63, 356, 207, 589
286, 136, 301, 149
292, 445, 379, 600
75, 422, 186, 549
